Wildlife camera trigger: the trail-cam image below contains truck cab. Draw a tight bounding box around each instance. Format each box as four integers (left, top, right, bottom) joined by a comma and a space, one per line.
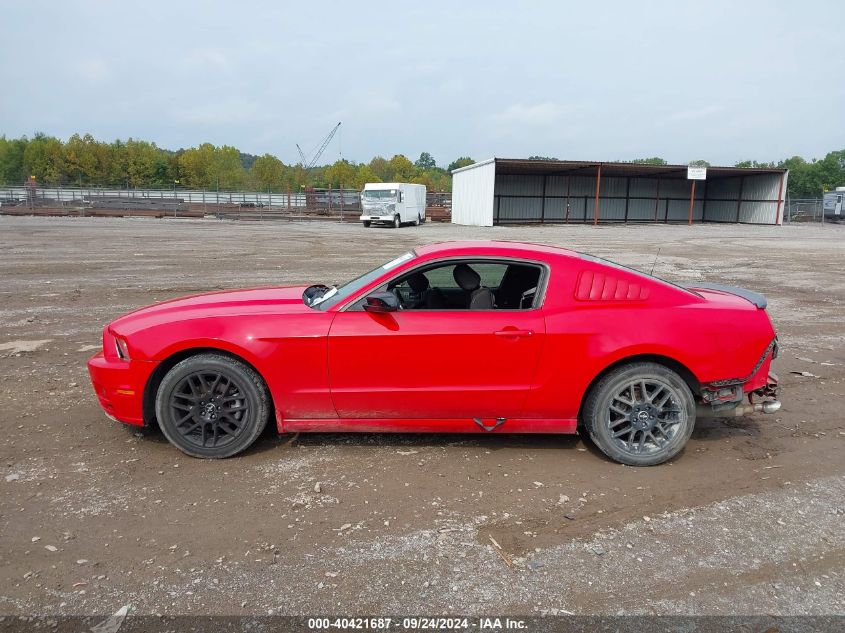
360, 182, 426, 228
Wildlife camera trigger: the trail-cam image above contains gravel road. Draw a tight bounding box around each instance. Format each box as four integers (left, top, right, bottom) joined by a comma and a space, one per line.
1, 216, 843, 618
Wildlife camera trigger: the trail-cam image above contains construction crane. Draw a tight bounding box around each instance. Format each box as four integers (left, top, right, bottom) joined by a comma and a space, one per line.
296, 122, 341, 169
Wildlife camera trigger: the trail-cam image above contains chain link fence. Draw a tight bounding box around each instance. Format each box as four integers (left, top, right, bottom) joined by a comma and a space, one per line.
784, 198, 822, 223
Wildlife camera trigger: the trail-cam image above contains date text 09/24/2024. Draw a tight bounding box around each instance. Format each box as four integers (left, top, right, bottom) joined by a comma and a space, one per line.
307, 617, 528, 629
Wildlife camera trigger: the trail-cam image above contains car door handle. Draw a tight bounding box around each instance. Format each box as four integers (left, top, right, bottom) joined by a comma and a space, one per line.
494, 329, 534, 338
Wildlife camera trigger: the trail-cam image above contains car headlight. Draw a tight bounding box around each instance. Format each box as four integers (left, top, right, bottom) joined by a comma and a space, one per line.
114, 336, 131, 360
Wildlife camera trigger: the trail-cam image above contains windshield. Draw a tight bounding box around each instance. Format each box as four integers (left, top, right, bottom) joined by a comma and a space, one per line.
310, 251, 416, 310
362, 189, 397, 200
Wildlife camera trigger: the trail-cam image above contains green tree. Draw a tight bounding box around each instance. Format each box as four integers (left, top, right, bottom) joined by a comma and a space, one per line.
388, 154, 415, 181
177, 143, 214, 188
629, 157, 667, 165
778, 151, 845, 198
64, 133, 110, 185
447, 156, 474, 172
0, 136, 27, 184
121, 139, 169, 187
23, 133, 65, 184
816, 149, 845, 193
355, 164, 380, 188
367, 156, 391, 182
214, 145, 245, 189
415, 152, 436, 170
178, 143, 245, 189
251, 154, 287, 191
325, 159, 358, 188
734, 160, 774, 168
151, 155, 172, 187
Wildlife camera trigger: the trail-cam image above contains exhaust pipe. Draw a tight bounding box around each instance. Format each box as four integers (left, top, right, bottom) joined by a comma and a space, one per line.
760, 400, 782, 414
697, 399, 781, 418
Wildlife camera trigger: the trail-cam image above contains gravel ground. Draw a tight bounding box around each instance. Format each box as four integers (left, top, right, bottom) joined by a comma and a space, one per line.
0, 216, 843, 618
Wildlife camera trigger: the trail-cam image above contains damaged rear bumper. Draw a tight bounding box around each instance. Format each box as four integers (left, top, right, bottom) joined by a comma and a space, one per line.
697, 339, 780, 418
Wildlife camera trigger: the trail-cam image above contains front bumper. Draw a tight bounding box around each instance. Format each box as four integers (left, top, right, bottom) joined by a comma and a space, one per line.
87, 352, 158, 426
360, 214, 395, 223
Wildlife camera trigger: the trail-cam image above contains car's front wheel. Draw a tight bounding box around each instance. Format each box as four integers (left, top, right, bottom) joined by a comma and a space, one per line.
155, 353, 269, 458
392, 215, 401, 229
582, 362, 695, 466
362, 221, 371, 228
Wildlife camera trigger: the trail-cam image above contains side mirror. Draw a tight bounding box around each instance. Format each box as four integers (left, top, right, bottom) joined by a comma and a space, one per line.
363, 291, 400, 313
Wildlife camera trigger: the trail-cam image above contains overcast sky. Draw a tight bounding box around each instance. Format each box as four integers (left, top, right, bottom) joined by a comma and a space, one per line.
1, 0, 843, 167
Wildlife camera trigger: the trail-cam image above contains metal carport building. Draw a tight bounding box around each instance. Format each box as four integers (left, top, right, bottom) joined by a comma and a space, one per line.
451, 158, 788, 227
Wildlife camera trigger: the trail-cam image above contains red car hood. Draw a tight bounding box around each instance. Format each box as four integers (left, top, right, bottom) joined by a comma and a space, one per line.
110, 285, 312, 334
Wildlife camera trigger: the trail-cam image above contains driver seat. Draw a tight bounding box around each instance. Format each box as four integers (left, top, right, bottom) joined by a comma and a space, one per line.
453, 264, 494, 309
405, 273, 430, 309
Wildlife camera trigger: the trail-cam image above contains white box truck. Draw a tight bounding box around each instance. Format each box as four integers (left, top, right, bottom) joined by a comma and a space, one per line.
360, 183, 426, 228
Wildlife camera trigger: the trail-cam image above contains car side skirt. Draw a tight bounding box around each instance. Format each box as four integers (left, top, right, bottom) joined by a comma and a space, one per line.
278, 417, 578, 434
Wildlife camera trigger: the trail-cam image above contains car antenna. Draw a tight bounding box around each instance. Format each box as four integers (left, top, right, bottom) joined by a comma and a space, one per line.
649, 248, 661, 276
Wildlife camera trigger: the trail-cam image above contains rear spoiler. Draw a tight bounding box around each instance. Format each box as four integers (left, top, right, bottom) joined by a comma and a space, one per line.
687, 283, 767, 309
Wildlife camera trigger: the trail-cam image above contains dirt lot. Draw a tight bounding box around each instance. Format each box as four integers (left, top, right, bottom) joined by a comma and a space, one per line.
1, 216, 843, 617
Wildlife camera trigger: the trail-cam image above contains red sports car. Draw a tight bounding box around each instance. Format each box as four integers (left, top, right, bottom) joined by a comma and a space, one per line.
88, 241, 780, 466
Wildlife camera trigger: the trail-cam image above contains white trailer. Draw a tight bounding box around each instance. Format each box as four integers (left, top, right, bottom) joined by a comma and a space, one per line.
823, 187, 845, 221
359, 183, 426, 228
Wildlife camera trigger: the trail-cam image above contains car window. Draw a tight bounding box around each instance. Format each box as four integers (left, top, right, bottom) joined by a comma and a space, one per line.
382, 260, 542, 311
420, 263, 508, 289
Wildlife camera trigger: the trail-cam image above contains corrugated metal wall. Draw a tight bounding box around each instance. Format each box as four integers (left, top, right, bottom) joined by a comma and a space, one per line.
451, 160, 496, 226
493, 173, 708, 223
740, 173, 785, 224
700, 173, 785, 224
491, 170, 783, 225
701, 176, 741, 222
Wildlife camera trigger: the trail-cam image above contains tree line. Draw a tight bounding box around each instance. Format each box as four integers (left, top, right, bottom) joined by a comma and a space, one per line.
0, 133, 841, 198
620, 153, 845, 198
0, 133, 474, 193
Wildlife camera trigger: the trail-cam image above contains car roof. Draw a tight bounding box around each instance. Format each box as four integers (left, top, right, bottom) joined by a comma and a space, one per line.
414, 240, 580, 260
413, 241, 701, 299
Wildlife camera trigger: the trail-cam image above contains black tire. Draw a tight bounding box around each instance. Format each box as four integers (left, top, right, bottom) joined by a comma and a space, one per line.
392, 215, 400, 229
155, 353, 270, 458
419, 213, 426, 224
582, 362, 695, 466
362, 221, 371, 228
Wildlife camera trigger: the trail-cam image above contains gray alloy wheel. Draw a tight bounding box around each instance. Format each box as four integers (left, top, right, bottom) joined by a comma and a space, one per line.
583, 362, 695, 466
155, 353, 269, 458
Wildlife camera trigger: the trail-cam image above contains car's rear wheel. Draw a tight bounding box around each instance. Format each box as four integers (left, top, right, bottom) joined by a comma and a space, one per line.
155, 353, 269, 458
582, 362, 695, 466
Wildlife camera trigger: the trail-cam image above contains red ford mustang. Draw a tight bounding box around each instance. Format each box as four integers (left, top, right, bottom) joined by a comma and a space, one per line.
88, 241, 780, 466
